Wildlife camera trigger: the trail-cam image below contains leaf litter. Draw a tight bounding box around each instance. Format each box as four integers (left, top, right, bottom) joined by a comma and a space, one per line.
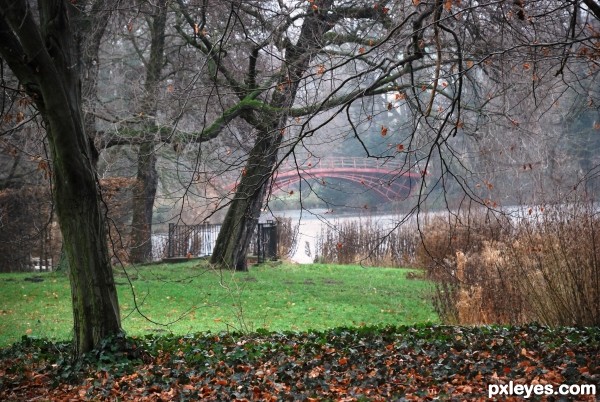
0, 324, 598, 401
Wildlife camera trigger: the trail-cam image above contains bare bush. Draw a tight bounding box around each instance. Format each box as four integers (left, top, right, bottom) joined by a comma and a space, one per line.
275, 217, 299, 260
314, 218, 420, 268
101, 177, 135, 265
419, 198, 599, 326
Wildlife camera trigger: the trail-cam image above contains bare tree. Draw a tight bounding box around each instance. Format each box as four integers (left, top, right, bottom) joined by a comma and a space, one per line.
172, 0, 404, 270
194, 0, 600, 269
128, 0, 169, 263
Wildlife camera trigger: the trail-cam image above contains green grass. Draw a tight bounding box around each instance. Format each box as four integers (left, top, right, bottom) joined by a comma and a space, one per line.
0, 262, 437, 348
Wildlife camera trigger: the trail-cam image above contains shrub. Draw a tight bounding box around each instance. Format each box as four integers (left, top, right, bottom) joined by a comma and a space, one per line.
314, 217, 420, 267
101, 177, 135, 265
275, 217, 299, 259
419, 197, 599, 326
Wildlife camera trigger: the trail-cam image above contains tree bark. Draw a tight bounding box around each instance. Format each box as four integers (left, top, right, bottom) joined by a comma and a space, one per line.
210, 117, 283, 271
130, 141, 158, 263
128, 0, 167, 264
0, 0, 122, 357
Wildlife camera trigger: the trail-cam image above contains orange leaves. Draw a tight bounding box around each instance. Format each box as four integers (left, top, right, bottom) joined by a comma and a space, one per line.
3, 110, 27, 124
192, 23, 209, 38
316, 64, 325, 75
214, 378, 228, 386
380, 125, 388, 137
373, 3, 389, 14
277, 76, 292, 92
396, 144, 405, 152
308, 366, 323, 378
34, 157, 51, 179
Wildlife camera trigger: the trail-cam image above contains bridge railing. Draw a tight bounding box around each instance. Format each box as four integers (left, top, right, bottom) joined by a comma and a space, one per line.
278, 156, 409, 172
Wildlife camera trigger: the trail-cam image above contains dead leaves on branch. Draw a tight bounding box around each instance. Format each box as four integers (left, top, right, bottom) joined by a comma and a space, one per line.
1, 325, 598, 400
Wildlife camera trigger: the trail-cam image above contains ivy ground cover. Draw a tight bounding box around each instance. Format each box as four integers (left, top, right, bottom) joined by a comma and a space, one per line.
1, 325, 598, 400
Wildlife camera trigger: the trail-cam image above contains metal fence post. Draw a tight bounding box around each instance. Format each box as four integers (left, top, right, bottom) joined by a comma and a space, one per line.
168, 223, 175, 258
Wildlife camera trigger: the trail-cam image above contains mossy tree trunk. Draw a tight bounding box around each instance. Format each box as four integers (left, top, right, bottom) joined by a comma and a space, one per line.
210, 117, 284, 271
0, 0, 122, 357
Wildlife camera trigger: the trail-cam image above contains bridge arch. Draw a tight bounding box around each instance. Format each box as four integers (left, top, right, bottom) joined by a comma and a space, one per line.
271, 157, 421, 202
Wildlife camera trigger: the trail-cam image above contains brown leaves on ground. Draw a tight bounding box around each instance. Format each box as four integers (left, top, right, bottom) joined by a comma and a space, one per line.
0, 325, 598, 401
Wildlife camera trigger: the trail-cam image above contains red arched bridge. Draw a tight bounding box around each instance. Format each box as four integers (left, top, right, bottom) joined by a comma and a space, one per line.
271, 157, 421, 201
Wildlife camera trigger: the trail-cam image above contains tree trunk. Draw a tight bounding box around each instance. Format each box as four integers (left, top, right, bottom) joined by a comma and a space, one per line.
75, 0, 118, 168
130, 141, 158, 263
0, 0, 122, 357
128, 0, 167, 264
210, 121, 282, 271
57, 142, 122, 355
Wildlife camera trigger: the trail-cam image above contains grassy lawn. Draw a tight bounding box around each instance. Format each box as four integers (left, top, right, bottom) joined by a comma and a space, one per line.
0, 261, 437, 347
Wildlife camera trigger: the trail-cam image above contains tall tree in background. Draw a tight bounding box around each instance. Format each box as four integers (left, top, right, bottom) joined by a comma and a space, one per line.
209, 0, 346, 271
129, 0, 169, 263
0, 0, 122, 356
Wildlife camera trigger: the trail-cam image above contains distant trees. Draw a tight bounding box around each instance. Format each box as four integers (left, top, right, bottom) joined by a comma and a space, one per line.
127, 0, 169, 263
